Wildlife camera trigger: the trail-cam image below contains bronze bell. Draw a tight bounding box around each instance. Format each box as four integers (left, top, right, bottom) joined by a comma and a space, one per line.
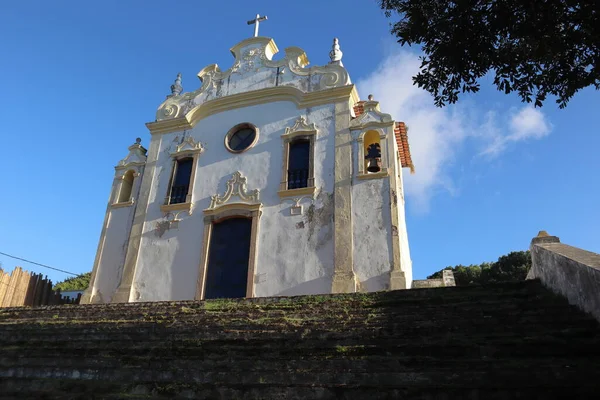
366, 157, 382, 173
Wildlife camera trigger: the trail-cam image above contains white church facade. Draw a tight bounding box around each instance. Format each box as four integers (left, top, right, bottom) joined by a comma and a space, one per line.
82, 33, 414, 304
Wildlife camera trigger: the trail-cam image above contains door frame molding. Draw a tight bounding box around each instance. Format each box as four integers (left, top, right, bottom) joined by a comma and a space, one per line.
195, 203, 262, 300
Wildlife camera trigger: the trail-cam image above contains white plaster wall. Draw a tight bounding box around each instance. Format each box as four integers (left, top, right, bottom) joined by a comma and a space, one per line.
350, 126, 414, 291
389, 131, 413, 287
396, 169, 413, 286
90, 175, 142, 303
131, 100, 337, 301
351, 176, 394, 292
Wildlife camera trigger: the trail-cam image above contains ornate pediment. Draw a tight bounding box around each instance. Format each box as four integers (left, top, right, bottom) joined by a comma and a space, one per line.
155, 37, 351, 122
207, 171, 260, 210
116, 139, 147, 169
350, 101, 393, 129
282, 116, 318, 139
173, 136, 203, 155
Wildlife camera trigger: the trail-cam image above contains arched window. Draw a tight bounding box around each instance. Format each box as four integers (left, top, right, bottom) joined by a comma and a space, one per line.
117, 170, 135, 203
169, 157, 193, 204
287, 139, 310, 189
363, 130, 382, 173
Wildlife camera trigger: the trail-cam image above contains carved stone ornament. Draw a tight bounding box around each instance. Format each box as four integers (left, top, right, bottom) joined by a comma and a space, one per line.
280, 195, 313, 216
182, 99, 196, 114
155, 37, 351, 122
241, 47, 264, 72
173, 136, 204, 155
208, 171, 260, 210
116, 138, 147, 169
284, 116, 317, 136
350, 100, 393, 129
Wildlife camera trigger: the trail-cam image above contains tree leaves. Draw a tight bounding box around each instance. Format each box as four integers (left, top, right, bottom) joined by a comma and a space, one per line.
379, 0, 599, 108
427, 251, 531, 285
53, 272, 91, 292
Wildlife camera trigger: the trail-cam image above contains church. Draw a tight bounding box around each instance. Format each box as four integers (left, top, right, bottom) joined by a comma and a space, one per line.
81, 23, 414, 304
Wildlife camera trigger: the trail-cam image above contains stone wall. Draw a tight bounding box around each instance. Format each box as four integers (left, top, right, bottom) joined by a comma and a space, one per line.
528, 231, 600, 322
412, 270, 456, 289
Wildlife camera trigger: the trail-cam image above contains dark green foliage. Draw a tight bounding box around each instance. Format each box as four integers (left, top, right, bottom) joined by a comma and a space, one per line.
378, 0, 599, 108
53, 272, 91, 292
427, 251, 531, 285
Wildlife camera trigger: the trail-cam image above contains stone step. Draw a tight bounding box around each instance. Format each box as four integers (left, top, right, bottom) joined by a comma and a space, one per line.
2, 351, 597, 373
3, 335, 599, 367
0, 301, 588, 325
0, 280, 598, 399
0, 378, 594, 400
0, 312, 584, 332
0, 281, 561, 316
2, 366, 598, 388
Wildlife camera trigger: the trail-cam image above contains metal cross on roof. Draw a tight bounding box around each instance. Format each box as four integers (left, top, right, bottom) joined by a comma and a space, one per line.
247, 14, 268, 37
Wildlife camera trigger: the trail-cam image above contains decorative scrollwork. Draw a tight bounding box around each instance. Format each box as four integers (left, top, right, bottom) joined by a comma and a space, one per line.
163, 104, 178, 117
208, 171, 260, 210
173, 136, 203, 155
285, 116, 317, 135
154, 38, 351, 122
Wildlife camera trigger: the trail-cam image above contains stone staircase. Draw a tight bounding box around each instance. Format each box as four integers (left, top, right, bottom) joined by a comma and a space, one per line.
1, 280, 599, 399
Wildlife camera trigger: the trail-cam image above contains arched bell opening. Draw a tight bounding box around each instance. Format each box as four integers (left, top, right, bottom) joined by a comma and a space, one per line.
117, 170, 135, 203
363, 130, 382, 173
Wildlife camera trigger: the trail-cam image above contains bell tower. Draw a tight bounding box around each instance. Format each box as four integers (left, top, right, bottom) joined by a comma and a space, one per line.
81, 139, 147, 304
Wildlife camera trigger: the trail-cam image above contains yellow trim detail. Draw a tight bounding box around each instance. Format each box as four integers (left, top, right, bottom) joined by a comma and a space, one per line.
111, 199, 134, 208
160, 202, 193, 213
224, 123, 259, 154
277, 186, 316, 198
146, 85, 359, 135
228, 37, 279, 60
203, 203, 261, 216
357, 170, 389, 180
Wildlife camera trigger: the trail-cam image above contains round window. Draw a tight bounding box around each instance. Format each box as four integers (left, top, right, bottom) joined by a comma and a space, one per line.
225, 123, 258, 153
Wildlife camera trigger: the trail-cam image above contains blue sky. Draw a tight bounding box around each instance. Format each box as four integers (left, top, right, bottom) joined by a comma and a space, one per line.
0, 0, 598, 284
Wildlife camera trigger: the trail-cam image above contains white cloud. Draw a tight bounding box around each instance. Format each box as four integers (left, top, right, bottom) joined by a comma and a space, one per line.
357, 49, 552, 212
480, 107, 552, 156
511, 107, 552, 139
357, 50, 470, 212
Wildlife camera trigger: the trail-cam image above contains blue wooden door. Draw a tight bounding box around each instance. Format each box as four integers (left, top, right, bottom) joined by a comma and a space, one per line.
204, 217, 252, 299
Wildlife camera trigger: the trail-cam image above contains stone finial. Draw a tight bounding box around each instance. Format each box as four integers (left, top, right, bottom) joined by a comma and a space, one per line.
368, 94, 374, 101
531, 230, 560, 246
135, 137, 142, 145
169, 73, 183, 97
329, 38, 343, 66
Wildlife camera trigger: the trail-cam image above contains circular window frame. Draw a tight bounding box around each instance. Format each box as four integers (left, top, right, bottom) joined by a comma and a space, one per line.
224, 123, 259, 154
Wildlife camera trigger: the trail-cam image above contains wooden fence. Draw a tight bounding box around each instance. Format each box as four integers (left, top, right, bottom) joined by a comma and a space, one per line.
0, 267, 80, 307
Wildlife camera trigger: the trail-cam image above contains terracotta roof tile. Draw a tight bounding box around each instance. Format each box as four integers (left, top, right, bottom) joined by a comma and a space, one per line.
353, 101, 366, 118
394, 122, 415, 173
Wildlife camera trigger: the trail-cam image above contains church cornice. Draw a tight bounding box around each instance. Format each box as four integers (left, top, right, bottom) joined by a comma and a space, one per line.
146, 85, 359, 135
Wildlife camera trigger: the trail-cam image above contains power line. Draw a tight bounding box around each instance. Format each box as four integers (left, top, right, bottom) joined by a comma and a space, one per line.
0, 251, 78, 276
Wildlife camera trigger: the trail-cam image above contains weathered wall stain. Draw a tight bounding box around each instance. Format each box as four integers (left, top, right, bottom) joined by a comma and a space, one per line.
155, 221, 171, 238
305, 191, 334, 250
